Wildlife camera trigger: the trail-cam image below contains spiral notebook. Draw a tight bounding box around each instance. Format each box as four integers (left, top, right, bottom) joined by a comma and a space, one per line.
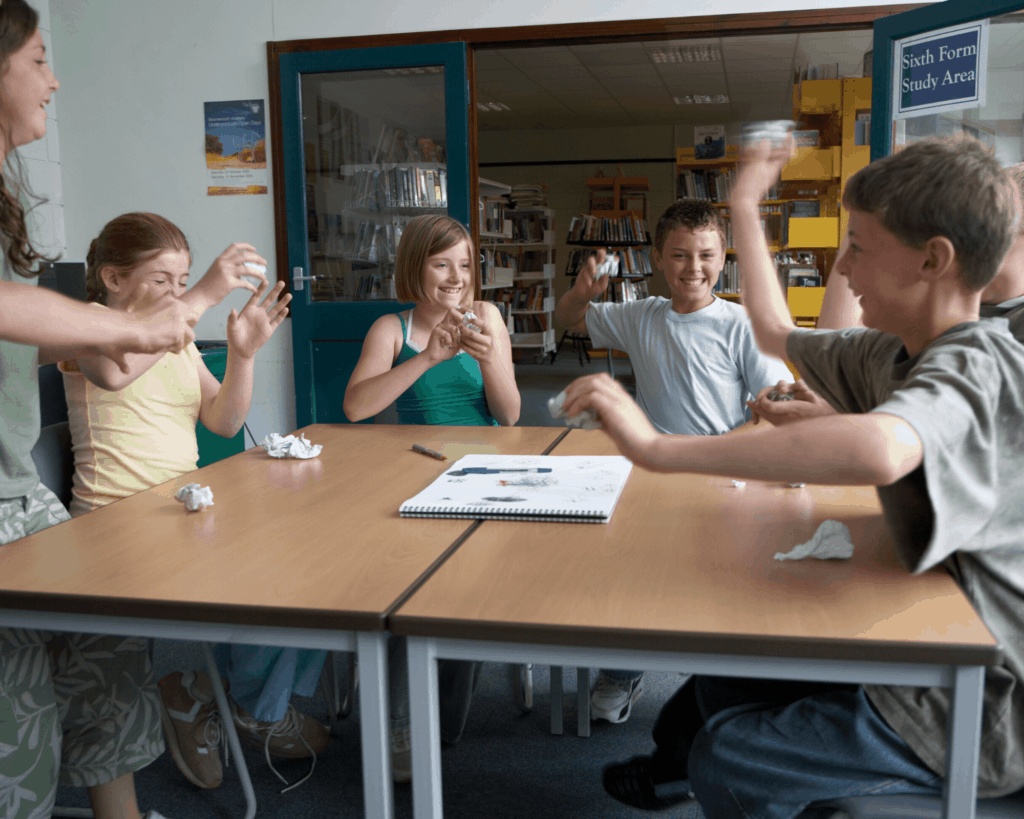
399, 454, 633, 523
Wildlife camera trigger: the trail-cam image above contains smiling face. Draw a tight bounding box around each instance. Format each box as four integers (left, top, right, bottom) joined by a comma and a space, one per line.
654, 226, 725, 314
833, 209, 930, 335
104, 250, 191, 312
420, 239, 473, 309
0, 28, 58, 154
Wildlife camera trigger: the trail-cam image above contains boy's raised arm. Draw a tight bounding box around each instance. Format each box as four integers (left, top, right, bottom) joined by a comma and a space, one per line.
731, 141, 798, 360
554, 248, 611, 333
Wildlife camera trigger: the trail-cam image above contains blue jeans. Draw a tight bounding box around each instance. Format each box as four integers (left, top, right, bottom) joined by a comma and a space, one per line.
213, 644, 327, 723
678, 676, 942, 819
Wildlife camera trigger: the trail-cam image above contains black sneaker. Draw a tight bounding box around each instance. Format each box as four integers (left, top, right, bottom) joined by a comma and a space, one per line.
602, 755, 695, 811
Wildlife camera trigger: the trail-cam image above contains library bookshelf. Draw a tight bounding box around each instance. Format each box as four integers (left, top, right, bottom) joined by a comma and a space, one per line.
479, 179, 556, 360
675, 77, 871, 326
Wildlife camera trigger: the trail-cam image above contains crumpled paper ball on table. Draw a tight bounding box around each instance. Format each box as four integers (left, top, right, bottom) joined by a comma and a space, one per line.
176, 483, 214, 512
260, 432, 323, 460
548, 390, 601, 430
774, 520, 854, 561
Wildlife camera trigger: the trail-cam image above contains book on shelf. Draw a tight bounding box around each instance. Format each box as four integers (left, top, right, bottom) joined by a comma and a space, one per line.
564, 246, 651, 279
792, 130, 820, 148
481, 196, 507, 234
567, 214, 649, 244
398, 454, 633, 523
508, 183, 547, 209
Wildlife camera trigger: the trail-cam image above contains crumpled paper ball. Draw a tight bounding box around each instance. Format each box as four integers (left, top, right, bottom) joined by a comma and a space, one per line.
176, 483, 214, 512
260, 433, 323, 460
593, 251, 619, 280
774, 520, 854, 561
461, 310, 480, 333
548, 390, 601, 430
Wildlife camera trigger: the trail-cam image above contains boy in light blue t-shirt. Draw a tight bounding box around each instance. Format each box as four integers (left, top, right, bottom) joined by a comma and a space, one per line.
554, 199, 791, 723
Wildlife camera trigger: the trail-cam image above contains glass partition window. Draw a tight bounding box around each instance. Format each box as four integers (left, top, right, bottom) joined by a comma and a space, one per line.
894, 13, 1024, 166
300, 67, 448, 302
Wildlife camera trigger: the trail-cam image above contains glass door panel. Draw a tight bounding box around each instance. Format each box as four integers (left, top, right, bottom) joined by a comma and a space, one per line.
872, 1, 1024, 160
302, 66, 450, 302
276, 42, 469, 426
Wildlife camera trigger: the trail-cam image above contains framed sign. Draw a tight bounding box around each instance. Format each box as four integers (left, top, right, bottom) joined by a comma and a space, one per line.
892, 20, 988, 121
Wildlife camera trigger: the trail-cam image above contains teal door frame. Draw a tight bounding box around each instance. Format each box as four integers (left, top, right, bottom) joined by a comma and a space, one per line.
277, 42, 470, 426
871, 0, 1024, 160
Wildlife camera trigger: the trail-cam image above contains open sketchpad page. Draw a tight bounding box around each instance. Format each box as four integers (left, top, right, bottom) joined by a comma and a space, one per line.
399, 454, 633, 523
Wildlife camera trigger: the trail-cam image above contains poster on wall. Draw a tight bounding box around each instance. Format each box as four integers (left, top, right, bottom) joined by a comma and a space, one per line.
205, 100, 267, 195
694, 125, 725, 160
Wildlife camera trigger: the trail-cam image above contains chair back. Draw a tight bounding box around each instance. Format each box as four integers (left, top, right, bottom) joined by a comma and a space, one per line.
30, 421, 74, 510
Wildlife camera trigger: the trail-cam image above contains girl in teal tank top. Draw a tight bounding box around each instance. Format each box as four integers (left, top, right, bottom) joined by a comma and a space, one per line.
344, 214, 520, 427
344, 214, 521, 767
394, 309, 498, 425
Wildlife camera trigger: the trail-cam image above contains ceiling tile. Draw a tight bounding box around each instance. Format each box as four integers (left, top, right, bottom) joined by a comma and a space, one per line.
503, 49, 584, 69
588, 63, 661, 79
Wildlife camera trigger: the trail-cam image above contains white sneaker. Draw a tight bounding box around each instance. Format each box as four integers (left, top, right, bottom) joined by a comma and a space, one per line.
590, 672, 644, 723
143, 812, 172, 819
390, 723, 411, 783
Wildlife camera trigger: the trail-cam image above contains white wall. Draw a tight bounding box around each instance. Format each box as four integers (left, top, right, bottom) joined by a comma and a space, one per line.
49, 0, 892, 436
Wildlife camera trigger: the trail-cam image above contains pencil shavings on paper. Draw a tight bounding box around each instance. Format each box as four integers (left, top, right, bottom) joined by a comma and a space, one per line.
774, 520, 854, 561
548, 390, 601, 430
260, 433, 323, 459
176, 483, 214, 512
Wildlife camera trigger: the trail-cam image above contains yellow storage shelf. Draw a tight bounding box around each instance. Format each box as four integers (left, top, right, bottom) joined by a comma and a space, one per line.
797, 79, 843, 113
782, 147, 836, 181
843, 145, 871, 179
788, 217, 838, 248
787, 286, 826, 318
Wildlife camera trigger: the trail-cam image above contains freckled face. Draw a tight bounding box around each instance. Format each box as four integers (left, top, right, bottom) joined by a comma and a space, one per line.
107, 250, 191, 311
0, 29, 59, 152
420, 239, 473, 309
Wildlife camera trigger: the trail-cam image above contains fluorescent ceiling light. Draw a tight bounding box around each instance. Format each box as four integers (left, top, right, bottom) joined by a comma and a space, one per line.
477, 101, 512, 112
650, 45, 721, 63
674, 94, 729, 104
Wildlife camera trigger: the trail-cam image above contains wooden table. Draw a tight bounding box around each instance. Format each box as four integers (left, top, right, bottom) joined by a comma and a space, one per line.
391, 428, 1001, 819
0, 423, 564, 819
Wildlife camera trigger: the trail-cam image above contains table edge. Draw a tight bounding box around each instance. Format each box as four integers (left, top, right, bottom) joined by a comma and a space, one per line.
0, 591, 387, 633
387, 614, 1003, 667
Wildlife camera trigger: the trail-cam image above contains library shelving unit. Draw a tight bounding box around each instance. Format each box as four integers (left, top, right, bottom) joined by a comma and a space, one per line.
306, 123, 450, 302
674, 76, 871, 327
479, 194, 557, 362
563, 176, 654, 364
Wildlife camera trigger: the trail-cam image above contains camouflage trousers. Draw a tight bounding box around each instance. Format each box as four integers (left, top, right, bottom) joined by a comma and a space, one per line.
0, 483, 164, 819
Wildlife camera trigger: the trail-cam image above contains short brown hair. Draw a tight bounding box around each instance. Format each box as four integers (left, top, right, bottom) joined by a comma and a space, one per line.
1006, 163, 1024, 236
843, 136, 1018, 291
86, 213, 192, 303
654, 199, 727, 256
394, 214, 476, 303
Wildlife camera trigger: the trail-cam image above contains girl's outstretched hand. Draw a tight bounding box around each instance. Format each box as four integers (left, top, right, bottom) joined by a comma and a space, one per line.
192, 243, 269, 308
456, 303, 497, 366
423, 308, 462, 364
562, 373, 666, 470
227, 280, 291, 359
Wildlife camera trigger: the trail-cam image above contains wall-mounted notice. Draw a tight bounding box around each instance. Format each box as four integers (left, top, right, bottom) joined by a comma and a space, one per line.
205, 100, 267, 196
892, 20, 988, 121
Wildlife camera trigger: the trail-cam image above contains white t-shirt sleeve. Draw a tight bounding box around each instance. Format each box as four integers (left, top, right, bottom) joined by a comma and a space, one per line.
584, 301, 638, 353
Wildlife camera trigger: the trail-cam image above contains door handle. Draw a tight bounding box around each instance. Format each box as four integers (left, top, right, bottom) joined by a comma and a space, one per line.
292, 266, 320, 291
